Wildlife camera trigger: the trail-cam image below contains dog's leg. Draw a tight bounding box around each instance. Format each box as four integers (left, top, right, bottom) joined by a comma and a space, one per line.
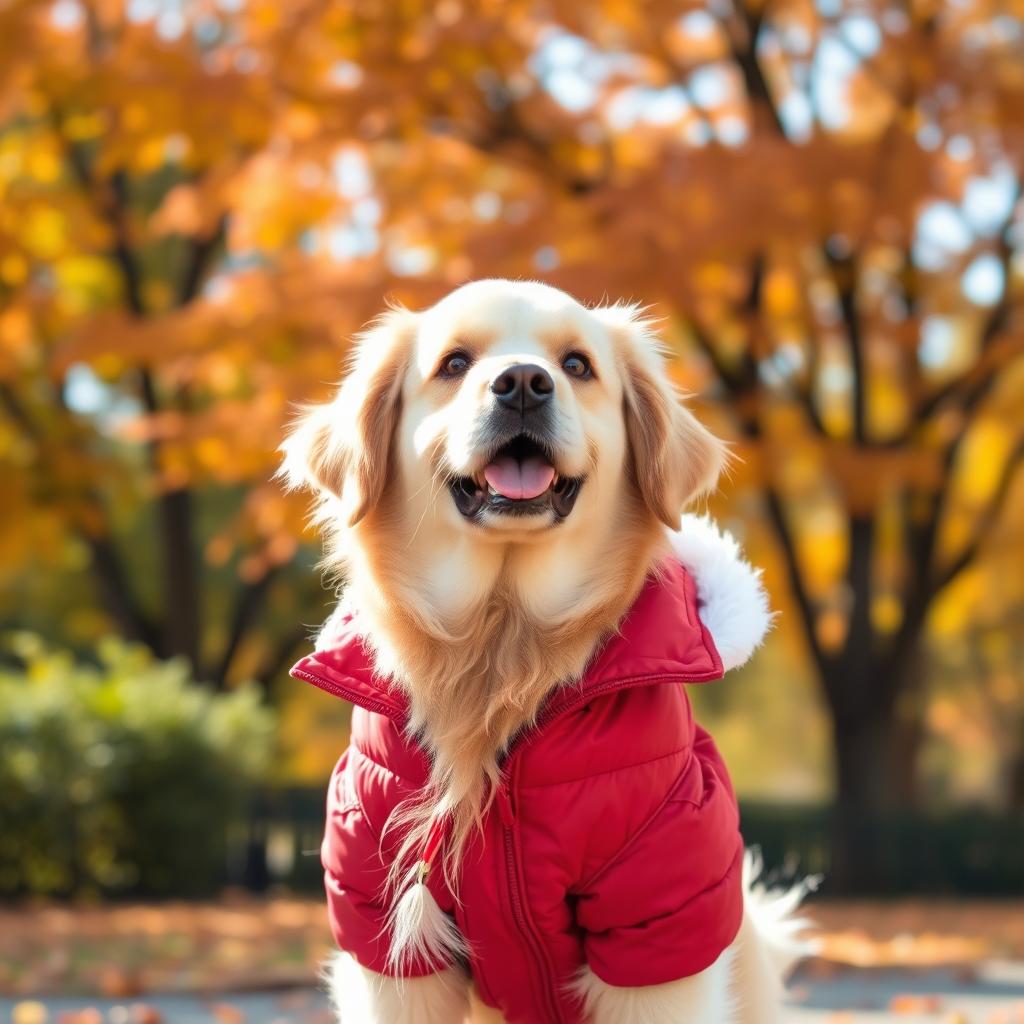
571, 853, 815, 1024
569, 949, 737, 1024
466, 986, 508, 1023
324, 951, 471, 1024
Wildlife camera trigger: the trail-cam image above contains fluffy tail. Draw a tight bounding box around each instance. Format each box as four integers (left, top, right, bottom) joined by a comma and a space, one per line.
732, 850, 819, 1024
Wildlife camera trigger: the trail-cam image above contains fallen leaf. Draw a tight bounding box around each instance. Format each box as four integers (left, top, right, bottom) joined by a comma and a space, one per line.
211, 1004, 246, 1024
97, 967, 143, 999
128, 1004, 163, 1024
889, 993, 943, 1013
13, 1002, 48, 1024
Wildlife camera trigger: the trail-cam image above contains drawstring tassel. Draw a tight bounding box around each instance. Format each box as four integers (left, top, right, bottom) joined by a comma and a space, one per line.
386, 817, 467, 973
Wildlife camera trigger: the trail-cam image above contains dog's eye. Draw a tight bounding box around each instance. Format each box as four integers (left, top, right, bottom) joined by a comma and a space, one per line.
562, 352, 592, 380
438, 351, 472, 378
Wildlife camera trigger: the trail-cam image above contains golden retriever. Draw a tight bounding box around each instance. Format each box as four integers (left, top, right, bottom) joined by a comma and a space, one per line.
282, 279, 809, 1024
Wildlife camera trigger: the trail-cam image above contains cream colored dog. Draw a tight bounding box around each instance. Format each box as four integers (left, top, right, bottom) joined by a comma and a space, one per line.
282, 279, 811, 1023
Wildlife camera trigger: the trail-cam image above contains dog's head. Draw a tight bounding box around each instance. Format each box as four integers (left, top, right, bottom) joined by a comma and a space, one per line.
282, 279, 725, 551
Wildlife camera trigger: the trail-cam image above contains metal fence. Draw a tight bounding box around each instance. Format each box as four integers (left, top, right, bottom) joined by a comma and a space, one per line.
232, 790, 1024, 898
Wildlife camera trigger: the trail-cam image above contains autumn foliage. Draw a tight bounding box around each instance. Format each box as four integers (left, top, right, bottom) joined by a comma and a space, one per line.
1, 0, 1023, 889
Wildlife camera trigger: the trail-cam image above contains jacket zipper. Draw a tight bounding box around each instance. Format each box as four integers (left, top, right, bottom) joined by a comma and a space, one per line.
496, 780, 564, 1024
489, 672, 715, 1021
299, 663, 715, 1020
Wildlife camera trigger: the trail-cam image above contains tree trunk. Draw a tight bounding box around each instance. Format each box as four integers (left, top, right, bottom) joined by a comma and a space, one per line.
830, 710, 901, 892
834, 713, 897, 811
826, 636, 929, 892
159, 487, 200, 670
1009, 750, 1024, 813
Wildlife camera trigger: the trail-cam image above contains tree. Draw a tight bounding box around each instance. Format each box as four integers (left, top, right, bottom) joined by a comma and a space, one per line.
1, 0, 1022, 887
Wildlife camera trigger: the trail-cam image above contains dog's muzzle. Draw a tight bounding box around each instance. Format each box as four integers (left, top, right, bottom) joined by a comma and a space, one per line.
448, 432, 584, 523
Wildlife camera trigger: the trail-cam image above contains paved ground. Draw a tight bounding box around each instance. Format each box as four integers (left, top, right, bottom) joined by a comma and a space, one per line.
788, 960, 1024, 1021
5, 963, 1024, 1023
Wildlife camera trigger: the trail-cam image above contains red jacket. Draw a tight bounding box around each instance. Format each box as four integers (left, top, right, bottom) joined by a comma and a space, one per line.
291, 559, 744, 1024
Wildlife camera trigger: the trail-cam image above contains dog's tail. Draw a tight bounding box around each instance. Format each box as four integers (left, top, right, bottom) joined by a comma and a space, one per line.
732, 849, 820, 1023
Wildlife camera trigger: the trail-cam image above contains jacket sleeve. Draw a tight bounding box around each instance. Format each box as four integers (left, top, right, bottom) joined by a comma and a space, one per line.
321, 745, 451, 978
573, 730, 745, 987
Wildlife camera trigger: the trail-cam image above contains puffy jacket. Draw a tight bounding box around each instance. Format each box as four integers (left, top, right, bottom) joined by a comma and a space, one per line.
290, 521, 769, 1024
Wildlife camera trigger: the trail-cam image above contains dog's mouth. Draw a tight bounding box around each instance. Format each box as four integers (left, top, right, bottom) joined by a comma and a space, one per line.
448, 435, 584, 522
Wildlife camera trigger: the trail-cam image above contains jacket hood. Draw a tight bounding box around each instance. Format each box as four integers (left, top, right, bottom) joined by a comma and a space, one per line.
667, 513, 773, 672
290, 513, 771, 717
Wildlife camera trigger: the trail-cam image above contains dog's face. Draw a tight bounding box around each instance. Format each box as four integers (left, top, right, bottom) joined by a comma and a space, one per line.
400, 281, 631, 537
283, 280, 724, 565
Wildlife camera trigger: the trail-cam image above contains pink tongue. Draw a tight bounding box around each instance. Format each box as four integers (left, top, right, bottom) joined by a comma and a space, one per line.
483, 455, 555, 500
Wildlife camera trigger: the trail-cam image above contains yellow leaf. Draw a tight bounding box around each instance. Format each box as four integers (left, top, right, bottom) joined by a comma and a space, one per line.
27, 144, 62, 183
22, 206, 66, 259
0, 253, 28, 285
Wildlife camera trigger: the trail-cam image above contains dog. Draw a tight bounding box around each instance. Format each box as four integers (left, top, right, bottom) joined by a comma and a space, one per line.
282, 279, 812, 1023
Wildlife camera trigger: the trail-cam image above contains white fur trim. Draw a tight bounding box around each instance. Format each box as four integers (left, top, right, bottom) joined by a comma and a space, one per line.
324, 951, 470, 1024
387, 876, 468, 974
569, 950, 737, 1024
668, 514, 773, 672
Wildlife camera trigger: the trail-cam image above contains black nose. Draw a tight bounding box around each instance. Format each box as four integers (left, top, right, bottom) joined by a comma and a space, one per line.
490, 363, 554, 412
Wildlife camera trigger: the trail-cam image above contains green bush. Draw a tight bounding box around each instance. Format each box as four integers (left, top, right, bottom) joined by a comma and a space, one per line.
0, 634, 276, 896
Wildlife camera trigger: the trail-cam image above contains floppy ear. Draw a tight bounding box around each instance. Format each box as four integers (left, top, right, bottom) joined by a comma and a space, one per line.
602, 306, 727, 529
279, 307, 414, 526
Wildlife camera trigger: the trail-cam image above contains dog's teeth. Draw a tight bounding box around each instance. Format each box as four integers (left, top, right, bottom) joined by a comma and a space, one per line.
487, 484, 498, 495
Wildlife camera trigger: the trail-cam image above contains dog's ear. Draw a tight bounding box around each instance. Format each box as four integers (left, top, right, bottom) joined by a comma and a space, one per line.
279, 307, 414, 526
599, 305, 727, 529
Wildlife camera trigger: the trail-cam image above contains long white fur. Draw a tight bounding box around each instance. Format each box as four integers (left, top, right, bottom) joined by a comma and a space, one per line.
570, 948, 738, 1024
324, 951, 470, 1024
669, 514, 774, 672
386, 873, 468, 975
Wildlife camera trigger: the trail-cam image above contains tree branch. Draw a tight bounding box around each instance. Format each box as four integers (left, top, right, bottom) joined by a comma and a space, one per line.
913, 197, 1020, 426
824, 248, 867, 443
107, 170, 146, 316
210, 568, 279, 690
0, 383, 160, 650
86, 534, 161, 649
52, 106, 204, 667
50, 107, 148, 318
0, 381, 35, 435
689, 319, 750, 405
763, 485, 832, 685
254, 626, 310, 689
179, 215, 227, 306
726, 2, 787, 137
931, 437, 1024, 594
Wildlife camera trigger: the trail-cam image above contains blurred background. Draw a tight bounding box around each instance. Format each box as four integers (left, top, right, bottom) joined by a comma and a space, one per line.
1, 0, 1023, 1020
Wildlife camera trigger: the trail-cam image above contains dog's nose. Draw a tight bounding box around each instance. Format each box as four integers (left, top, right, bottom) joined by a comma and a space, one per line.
490, 364, 554, 412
